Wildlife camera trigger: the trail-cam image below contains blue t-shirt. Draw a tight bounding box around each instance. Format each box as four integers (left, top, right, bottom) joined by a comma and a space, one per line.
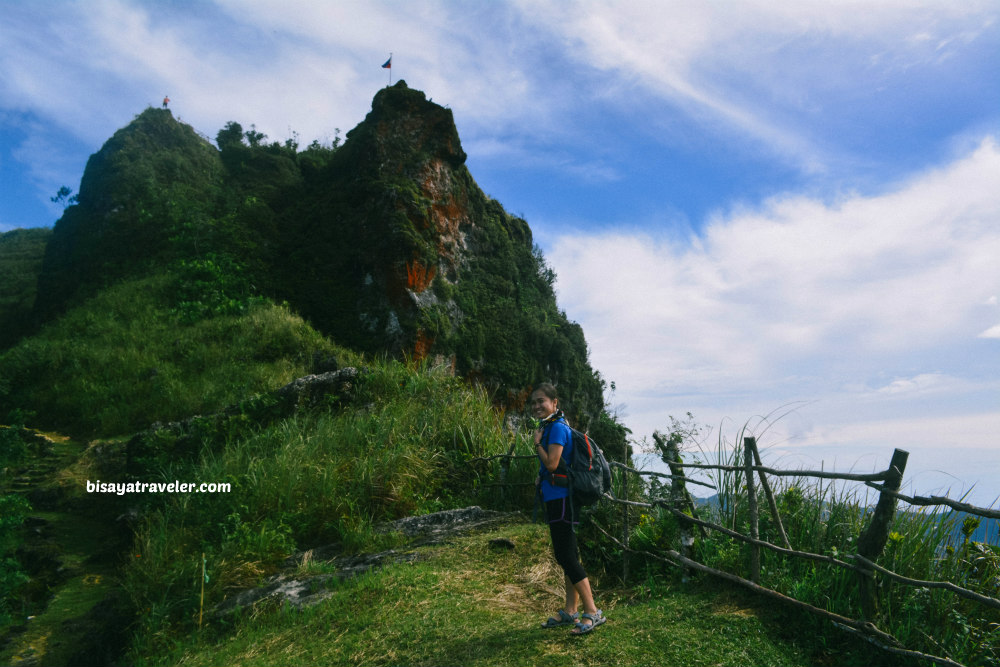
539, 419, 573, 502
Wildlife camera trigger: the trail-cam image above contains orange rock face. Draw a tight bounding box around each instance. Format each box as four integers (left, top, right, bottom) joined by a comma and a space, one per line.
405, 260, 437, 293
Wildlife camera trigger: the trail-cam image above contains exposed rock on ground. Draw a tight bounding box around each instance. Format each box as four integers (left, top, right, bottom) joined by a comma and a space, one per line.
217, 506, 520, 618
378, 505, 511, 541
274, 367, 360, 409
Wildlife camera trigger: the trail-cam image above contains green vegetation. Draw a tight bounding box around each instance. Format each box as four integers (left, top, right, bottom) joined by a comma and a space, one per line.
0, 271, 344, 437
0, 413, 33, 627
132, 522, 873, 667
122, 360, 519, 658
28, 82, 613, 432
0, 432, 131, 667
0, 227, 51, 348
621, 418, 1000, 666
35, 108, 225, 320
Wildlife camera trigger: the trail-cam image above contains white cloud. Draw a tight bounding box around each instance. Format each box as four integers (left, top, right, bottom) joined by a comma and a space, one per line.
799, 412, 1000, 452
3, 0, 996, 187
979, 324, 1000, 339
0, 0, 580, 157
872, 374, 954, 396
205, 0, 565, 141
550, 137, 1000, 397
546, 136, 1000, 482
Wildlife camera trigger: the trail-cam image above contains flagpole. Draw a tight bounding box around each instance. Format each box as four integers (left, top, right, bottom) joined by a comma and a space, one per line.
381, 53, 393, 87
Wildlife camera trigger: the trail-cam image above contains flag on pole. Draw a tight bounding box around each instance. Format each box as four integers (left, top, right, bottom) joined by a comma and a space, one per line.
382, 54, 393, 86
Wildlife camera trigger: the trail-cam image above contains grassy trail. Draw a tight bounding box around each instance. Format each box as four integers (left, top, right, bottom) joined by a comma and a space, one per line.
1, 434, 125, 666
144, 520, 879, 667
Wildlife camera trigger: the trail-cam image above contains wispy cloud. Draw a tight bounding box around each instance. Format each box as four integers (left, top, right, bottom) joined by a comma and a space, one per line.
3, 0, 996, 199
518, 1, 1000, 174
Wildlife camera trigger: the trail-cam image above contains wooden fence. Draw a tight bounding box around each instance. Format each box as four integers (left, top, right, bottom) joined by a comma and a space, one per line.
471, 436, 1000, 667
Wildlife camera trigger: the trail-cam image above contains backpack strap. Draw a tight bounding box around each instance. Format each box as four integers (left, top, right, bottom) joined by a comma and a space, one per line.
549, 420, 578, 531
532, 485, 542, 523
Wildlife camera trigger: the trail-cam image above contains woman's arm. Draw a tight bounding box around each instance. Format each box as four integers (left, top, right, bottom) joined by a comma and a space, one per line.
534, 428, 564, 472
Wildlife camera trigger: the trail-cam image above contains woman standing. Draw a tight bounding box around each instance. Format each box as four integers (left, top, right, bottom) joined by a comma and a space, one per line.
532, 383, 606, 635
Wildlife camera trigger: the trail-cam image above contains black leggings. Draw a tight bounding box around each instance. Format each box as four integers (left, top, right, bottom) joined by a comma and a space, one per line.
546, 498, 587, 584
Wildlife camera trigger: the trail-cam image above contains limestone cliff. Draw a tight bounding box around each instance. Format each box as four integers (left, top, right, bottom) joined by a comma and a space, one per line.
30, 81, 609, 425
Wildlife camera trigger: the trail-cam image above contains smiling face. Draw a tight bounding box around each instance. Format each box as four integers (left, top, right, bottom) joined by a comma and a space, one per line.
530, 390, 558, 419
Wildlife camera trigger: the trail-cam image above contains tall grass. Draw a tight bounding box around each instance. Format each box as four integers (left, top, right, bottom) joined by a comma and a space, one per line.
122, 359, 517, 659
0, 272, 349, 437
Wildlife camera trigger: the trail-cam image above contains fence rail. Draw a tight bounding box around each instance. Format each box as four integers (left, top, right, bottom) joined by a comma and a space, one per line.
474, 435, 1000, 667
862, 483, 1000, 520
664, 460, 892, 482
608, 460, 717, 490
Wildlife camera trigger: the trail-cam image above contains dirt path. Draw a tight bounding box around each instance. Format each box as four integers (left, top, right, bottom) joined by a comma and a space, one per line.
1, 434, 129, 666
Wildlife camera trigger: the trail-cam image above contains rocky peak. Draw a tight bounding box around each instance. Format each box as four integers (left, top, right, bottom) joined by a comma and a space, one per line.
345, 80, 472, 285
291, 81, 481, 361
351, 80, 467, 174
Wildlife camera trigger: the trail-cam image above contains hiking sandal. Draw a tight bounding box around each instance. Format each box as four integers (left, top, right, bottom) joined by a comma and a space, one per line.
572, 610, 606, 635
541, 609, 578, 628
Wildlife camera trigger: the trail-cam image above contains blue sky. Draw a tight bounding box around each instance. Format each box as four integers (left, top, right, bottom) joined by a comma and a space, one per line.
2, 1, 999, 505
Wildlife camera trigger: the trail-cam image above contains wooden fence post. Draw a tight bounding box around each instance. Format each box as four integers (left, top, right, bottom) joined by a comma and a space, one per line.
621, 466, 630, 584
657, 432, 694, 581
651, 432, 708, 535
749, 437, 791, 549
856, 448, 909, 619
744, 437, 761, 583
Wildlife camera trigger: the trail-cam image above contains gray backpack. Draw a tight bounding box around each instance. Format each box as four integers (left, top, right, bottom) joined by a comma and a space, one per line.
549, 426, 612, 508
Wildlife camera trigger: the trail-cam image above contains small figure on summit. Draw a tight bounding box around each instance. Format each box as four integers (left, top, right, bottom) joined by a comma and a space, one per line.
162, 95, 170, 109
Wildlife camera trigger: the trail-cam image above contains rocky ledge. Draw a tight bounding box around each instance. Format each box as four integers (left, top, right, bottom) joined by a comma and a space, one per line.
216, 506, 518, 617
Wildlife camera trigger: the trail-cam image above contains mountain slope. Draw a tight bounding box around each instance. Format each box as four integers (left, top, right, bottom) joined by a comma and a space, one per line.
25, 82, 614, 435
